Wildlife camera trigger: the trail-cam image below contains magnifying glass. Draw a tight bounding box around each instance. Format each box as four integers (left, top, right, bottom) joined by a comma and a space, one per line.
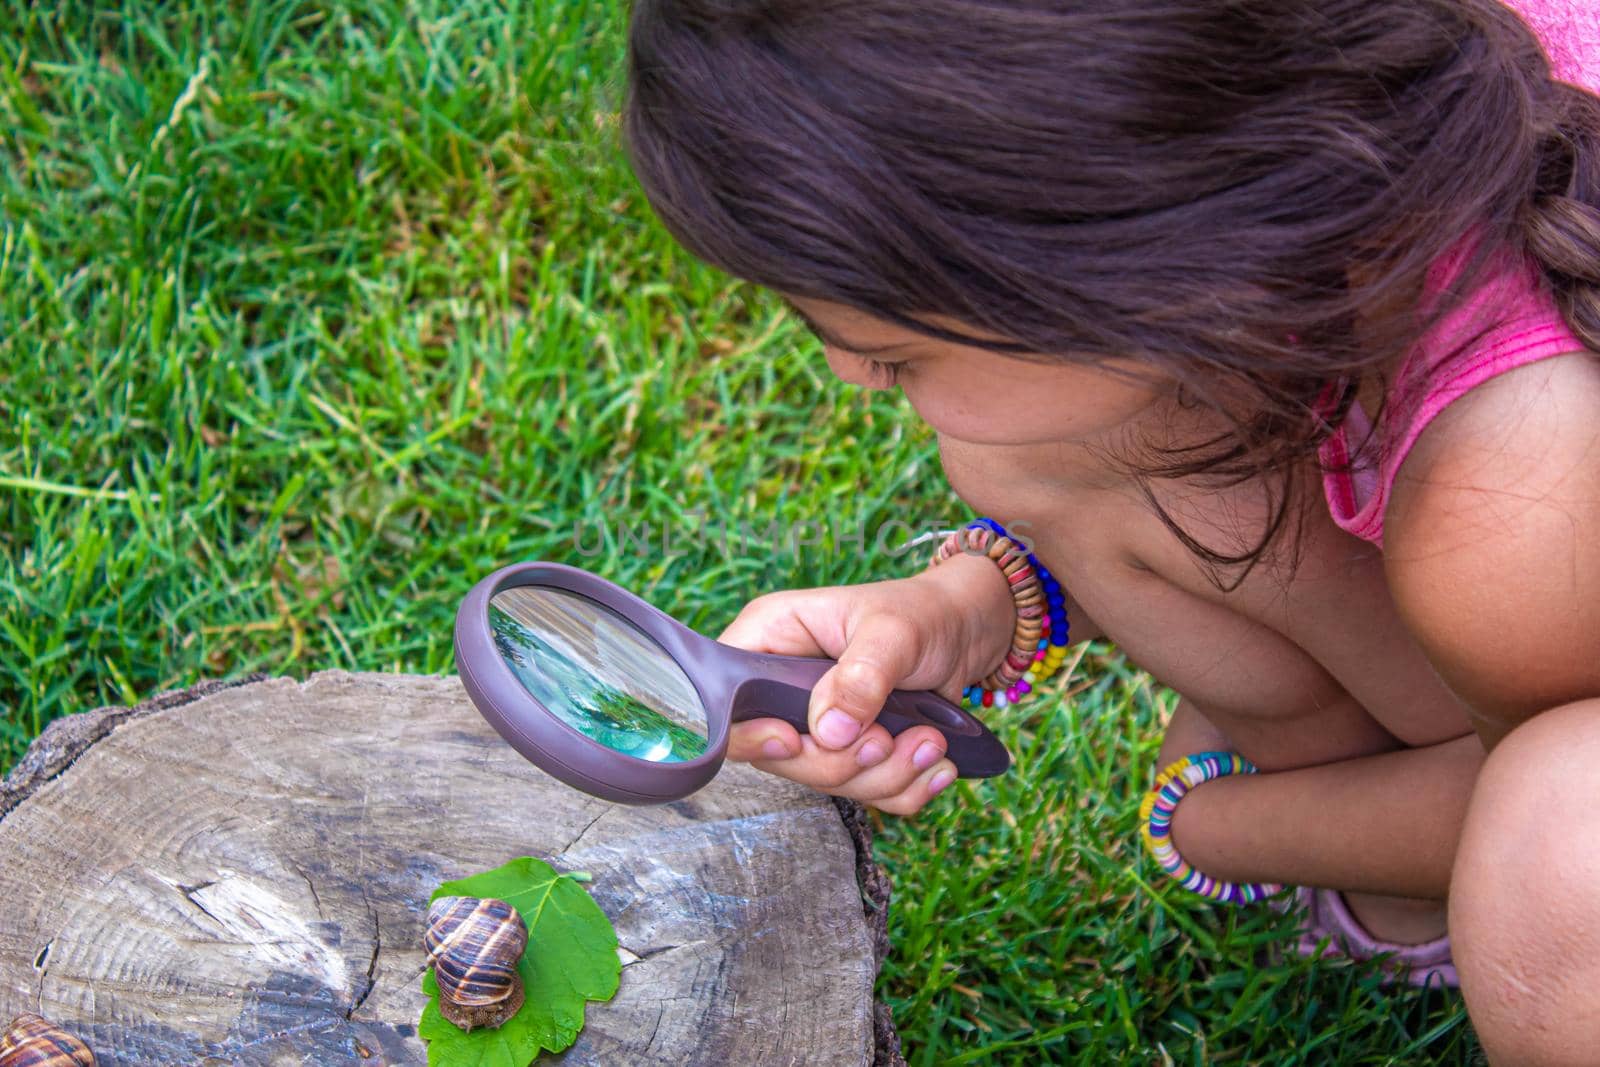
454, 561, 1012, 805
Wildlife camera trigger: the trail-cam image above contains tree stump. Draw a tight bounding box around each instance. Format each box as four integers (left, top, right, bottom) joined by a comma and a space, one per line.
0, 672, 904, 1066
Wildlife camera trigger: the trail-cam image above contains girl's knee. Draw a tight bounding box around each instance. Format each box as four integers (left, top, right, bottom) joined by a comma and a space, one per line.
1452, 699, 1600, 1067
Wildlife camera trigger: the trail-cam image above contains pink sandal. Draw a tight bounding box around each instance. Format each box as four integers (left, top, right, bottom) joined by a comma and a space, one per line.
1289, 887, 1458, 989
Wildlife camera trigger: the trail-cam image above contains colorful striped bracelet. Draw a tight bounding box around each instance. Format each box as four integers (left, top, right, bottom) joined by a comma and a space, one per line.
1139, 751, 1284, 905
926, 517, 1071, 710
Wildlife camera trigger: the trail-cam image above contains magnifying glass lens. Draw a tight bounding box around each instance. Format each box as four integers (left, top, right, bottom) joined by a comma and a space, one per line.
488, 586, 709, 763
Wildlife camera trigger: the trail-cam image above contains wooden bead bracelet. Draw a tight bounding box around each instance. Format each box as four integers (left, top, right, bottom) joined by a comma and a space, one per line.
925, 518, 1071, 709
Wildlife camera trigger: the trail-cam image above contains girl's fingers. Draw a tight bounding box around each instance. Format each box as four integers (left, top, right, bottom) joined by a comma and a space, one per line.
748, 723, 899, 790
746, 723, 953, 809
807, 613, 920, 750
816, 725, 951, 805
867, 757, 960, 817
728, 717, 803, 762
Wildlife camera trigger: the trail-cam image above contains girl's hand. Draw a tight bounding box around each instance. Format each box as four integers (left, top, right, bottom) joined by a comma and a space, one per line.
716, 551, 1014, 815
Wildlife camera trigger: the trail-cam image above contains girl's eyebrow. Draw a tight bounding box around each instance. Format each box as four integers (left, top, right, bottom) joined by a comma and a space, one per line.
783, 301, 920, 356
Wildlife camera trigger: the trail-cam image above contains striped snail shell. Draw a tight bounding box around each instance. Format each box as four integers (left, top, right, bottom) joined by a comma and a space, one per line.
0, 1014, 95, 1067
425, 896, 529, 1023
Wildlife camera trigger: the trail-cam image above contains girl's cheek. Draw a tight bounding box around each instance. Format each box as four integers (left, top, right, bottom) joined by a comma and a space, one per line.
898, 375, 1007, 440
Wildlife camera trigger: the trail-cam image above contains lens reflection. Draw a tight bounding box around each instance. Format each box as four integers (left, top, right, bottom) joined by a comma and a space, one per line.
488, 585, 708, 762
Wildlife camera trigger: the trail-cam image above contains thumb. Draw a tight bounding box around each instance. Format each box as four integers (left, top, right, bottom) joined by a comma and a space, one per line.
808, 613, 919, 750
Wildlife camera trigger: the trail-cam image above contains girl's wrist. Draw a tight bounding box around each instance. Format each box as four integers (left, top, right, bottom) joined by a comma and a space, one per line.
1168, 772, 1246, 878
922, 518, 1072, 708
1142, 752, 1283, 904
912, 549, 1015, 676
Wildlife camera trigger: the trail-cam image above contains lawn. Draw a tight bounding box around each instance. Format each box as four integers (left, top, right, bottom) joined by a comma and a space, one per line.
1, 3, 1479, 1062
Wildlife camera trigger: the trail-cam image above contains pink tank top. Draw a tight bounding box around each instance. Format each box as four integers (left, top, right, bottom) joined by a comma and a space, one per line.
1318, 0, 1597, 548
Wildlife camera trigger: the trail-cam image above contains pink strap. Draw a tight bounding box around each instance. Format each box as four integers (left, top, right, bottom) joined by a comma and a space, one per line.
1320, 239, 1586, 547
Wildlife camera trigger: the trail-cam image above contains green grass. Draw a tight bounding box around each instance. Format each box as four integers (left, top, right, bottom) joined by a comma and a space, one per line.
0, 3, 1477, 1062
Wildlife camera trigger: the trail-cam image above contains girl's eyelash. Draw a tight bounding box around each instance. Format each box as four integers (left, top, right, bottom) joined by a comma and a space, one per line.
863, 357, 900, 382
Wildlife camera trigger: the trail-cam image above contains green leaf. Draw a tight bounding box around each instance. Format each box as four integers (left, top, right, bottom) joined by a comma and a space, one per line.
419, 857, 621, 1066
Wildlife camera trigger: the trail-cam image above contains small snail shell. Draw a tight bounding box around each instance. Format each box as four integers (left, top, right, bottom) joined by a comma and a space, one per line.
0, 1014, 95, 1067
425, 896, 529, 1031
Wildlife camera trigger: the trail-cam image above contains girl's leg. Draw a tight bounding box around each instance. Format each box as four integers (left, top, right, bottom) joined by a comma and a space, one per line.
1451, 698, 1600, 1067
1154, 697, 1234, 767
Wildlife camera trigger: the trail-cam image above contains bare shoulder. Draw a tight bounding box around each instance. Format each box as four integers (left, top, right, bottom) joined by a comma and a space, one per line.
1384, 349, 1600, 736
1386, 350, 1600, 561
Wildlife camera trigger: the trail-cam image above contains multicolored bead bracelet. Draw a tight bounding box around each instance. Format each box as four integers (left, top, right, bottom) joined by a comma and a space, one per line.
1139, 751, 1284, 904
924, 517, 1071, 710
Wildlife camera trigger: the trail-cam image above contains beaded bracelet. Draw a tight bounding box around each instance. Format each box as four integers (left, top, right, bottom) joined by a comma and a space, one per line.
925, 517, 1071, 710
1139, 751, 1284, 904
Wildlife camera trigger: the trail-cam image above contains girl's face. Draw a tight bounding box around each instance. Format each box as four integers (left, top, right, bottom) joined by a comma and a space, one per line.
787, 297, 1172, 448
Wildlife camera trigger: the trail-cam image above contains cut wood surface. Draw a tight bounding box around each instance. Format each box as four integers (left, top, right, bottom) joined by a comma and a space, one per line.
0, 672, 902, 1066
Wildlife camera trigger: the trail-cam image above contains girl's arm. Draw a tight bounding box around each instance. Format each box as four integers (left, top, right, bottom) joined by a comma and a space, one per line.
1061, 591, 1104, 645
1382, 353, 1600, 750
1168, 730, 1484, 899
1169, 358, 1600, 900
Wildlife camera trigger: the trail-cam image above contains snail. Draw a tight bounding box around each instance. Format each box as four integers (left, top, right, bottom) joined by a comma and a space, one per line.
424, 896, 529, 1031
0, 1014, 95, 1067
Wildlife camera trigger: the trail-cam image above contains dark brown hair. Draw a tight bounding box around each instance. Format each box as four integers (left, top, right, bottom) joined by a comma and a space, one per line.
622, 0, 1600, 584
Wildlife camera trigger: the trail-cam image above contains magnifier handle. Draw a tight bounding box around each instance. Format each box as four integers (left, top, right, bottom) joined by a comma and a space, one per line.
728, 653, 1011, 778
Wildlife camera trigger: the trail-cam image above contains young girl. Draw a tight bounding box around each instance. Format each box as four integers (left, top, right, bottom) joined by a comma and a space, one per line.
622, 1, 1600, 1061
